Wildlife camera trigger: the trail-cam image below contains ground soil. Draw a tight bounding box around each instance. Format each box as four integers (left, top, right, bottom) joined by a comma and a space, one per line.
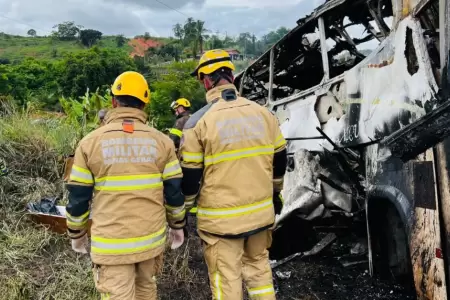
158, 218, 416, 300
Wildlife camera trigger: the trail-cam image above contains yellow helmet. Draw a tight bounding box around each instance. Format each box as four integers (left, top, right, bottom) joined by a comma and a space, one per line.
171, 98, 191, 110
111, 71, 150, 104
191, 49, 235, 79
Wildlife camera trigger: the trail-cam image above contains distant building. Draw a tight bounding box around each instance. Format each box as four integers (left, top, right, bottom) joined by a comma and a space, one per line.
198, 49, 244, 60
225, 49, 243, 60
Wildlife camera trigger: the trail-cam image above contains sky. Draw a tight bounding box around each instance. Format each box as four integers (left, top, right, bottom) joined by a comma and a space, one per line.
0, 0, 325, 38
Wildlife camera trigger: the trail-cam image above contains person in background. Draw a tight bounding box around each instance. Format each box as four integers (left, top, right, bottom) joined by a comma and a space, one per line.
66, 71, 186, 300
180, 49, 287, 300
168, 98, 191, 153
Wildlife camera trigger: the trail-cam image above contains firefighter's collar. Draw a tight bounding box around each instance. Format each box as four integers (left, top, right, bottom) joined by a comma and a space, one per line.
206, 84, 238, 103
104, 107, 148, 124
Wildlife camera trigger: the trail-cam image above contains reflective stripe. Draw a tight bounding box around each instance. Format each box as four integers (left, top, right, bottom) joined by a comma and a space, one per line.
163, 160, 182, 179
66, 210, 90, 228
204, 146, 274, 166
101, 293, 110, 300
198, 197, 273, 218
70, 165, 94, 184
189, 206, 197, 214
94, 174, 162, 191
166, 204, 185, 218
215, 272, 222, 300
248, 285, 275, 297
91, 227, 166, 254
275, 134, 287, 148
182, 152, 204, 163
169, 128, 183, 137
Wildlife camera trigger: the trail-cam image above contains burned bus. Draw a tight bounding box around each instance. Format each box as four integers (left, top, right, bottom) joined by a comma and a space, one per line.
234, 0, 450, 299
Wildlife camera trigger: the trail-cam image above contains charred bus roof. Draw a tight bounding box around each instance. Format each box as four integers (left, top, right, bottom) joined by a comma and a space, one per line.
235, 0, 396, 103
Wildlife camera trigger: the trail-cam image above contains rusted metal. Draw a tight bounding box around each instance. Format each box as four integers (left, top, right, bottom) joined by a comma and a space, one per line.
410, 150, 447, 300
435, 140, 450, 296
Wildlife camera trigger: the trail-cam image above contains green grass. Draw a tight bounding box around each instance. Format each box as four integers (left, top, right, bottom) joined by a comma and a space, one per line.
0, 35, 133, 61
0, 101, 210, 299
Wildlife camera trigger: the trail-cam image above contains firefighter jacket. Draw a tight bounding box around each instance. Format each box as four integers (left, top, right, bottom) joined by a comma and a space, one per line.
179, 84, 287, 237
65, 107, 186, 266
169, 111, 191, 152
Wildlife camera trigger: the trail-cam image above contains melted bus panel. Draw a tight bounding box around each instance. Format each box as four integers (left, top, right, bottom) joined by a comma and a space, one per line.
236, 0, 450, 298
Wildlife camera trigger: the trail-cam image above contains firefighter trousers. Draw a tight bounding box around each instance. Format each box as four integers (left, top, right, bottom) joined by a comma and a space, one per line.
199, 229, 276, 300
92, 254, 163, 300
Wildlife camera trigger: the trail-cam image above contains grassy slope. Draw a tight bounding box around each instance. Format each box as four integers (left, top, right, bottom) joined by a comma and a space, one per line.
0, 35, 171, 61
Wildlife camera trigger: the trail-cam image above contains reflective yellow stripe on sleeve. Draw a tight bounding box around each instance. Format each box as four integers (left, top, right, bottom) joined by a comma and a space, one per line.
70, 165, 94, 184
91, 226, 166, 255
204, 145, 274, 166
165, 204, 186, 219
182, 152, 204, 163
248, 284, 275, 298
66, 210, 90, 228
197, 197, 273, 218
275, 134, 287, 149
94, 174, 162, 191
162, 160, 182, 179
169, 128, 183, 137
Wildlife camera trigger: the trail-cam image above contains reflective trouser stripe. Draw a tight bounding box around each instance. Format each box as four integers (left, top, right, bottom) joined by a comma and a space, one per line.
275, 134, 287, 148
101, 293, 110, 300
94, 174, 162, 191
66, 210, 89, 228
198, 198, 273, 218
182, 152, 204, 163
214, 272, 222, 300
163, 160, 182, 179
248, 285, 275, 297
169, 128, 182, 137
91, 227, 166, 255
204, 145, 274, 166
70, 165, 94, 184
189, 206, 198, 214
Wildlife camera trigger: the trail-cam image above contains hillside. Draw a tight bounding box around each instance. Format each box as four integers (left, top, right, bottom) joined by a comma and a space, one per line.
0, 33, 167, 61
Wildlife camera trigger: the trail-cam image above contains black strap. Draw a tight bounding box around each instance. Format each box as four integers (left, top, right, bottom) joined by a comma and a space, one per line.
196, 56, 232, 71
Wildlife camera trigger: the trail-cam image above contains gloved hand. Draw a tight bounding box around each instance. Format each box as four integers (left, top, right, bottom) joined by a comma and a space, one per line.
0, 159, 8, 177
169, 228, 185, 250
273, 191, 284, 215
71, 234, 89, 254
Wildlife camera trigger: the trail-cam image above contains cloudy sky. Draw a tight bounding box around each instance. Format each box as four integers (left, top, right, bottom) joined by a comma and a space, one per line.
0, 0, 327, 38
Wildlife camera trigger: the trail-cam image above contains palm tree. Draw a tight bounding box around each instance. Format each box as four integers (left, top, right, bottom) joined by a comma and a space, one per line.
194, 20, 208, 55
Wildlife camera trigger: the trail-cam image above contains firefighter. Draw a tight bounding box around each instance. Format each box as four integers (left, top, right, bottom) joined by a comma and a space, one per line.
168, 98, 191, 152
180, 49, 287, 300
168, 98, 199, 215
0, 158, 8, 177
66, 71, 186, 300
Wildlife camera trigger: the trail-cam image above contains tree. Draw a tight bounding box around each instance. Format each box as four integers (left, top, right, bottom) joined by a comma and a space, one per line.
144, 32, 151, 40
79, 29, 102, 47
27, 29, 37, 37
173, 23, 184, 41
115, 34, 126, 47
57, 47, 137, 97
194, 20, 208, 55
52, 21, 83, 40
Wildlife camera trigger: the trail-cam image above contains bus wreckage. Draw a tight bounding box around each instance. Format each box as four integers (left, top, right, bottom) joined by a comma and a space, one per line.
235, 0, 450, 299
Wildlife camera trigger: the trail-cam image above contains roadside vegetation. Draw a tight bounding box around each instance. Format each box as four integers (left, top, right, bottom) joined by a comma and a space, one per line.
0, 17, 290, 299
